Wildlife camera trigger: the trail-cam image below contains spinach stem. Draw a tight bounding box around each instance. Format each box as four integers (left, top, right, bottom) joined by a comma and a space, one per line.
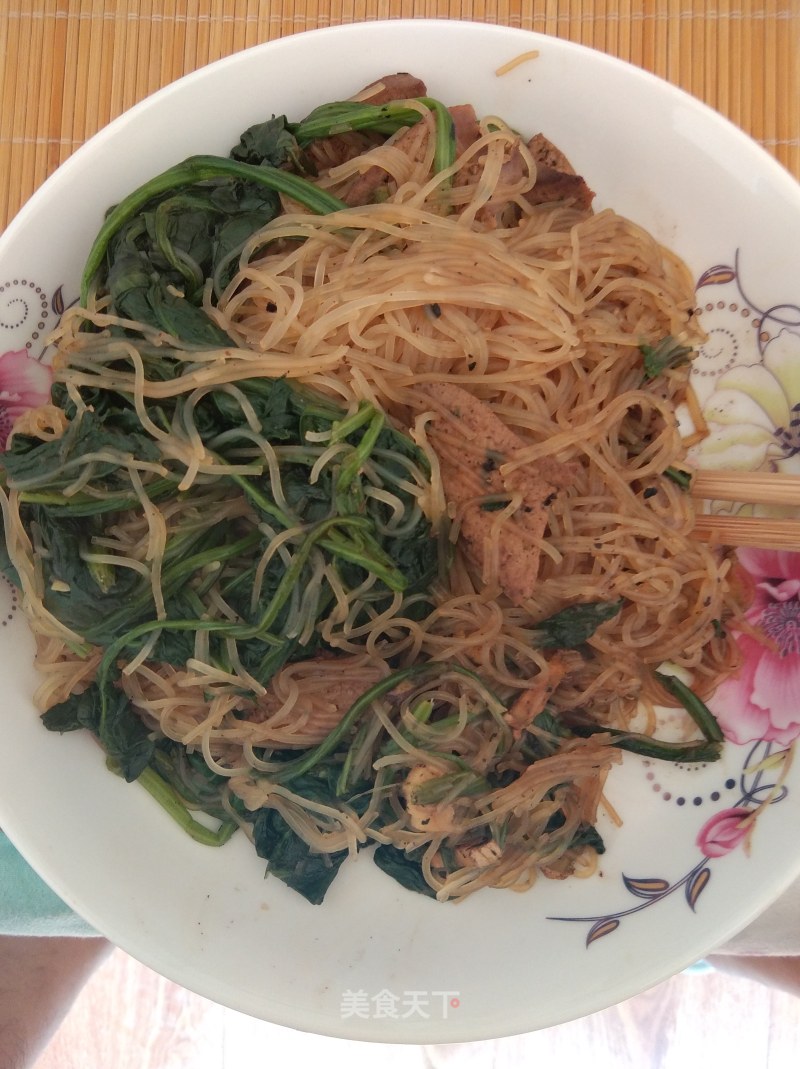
426, 98, 457, 182
19, 476, 178, 515
293, 97, 455, 181
231, 440, 407, 592
335, 408, 385, 502
113, 760, 238, 846
272, 661, 491, 785
565, 715, 722, 762
271, 662, 437, 784
235, 514, 372, 639
293, 98, 442, 142
329, 402, 378, 444
84, 528, 260, 644
95, 514, 375, 721
664, 467, 693, 491
654, 671, 724, 743
226, 471, 296, 528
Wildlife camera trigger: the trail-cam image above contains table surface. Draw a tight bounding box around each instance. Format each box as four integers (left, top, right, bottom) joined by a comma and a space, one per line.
0, 0, 798, 231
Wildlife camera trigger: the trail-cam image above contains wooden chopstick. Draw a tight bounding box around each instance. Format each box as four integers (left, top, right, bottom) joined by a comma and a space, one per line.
689, 470, 800, 549
692, 514, 800, 549
691, 470, 800, 508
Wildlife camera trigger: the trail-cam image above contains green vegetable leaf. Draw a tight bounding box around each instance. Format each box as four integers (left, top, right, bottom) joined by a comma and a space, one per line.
30, 510, 144, 638
100, 688, 156, 782
230, 115, 300, 168
81, 155, 347, 306
373, 844, 438, 899
533, 805, 603, 856
140, 283, 234, 346
519, 710, 573, 761
0, 509, 21, 588
569, 822, 606, 854
41, 686, 102, 734
0, 410, 162, 492
535, 600, 623, 649
251, 806, 347, 905
42, 682, 154, 782
210, 377, 300, 441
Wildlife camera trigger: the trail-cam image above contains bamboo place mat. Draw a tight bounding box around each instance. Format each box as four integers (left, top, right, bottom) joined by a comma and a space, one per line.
0, 0, 798, 230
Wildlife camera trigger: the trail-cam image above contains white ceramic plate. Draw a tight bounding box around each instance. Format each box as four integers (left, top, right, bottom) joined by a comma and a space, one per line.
2, 20, 800, 1042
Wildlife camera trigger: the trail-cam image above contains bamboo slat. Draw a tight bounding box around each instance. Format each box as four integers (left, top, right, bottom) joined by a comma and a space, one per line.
0, 0, 798, 230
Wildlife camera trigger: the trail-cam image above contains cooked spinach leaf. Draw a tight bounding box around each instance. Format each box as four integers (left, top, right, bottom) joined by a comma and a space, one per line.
545, 808, 604, 853
43, 682, 154, 782
535, 600, 623, 649
41, 686, 101, 734
569, 822, 606, 854
373, 844, 438, 899
230, 115, 300, 168
251, 805, 348, 905
519, 710, 573, 761
81, 155, 347, 312
1, 410, 161, 491
0, 511, 20, 588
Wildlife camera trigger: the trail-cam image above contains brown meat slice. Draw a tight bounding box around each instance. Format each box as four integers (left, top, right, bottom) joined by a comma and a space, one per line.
527, 133, 578, 175
341, 162, 393, 207
448, 110, 528, 228
304, 74, 426, 174
345, 103, 483, 207
525, 133, 595, 211
526, 167, 595, 210
341, 121, 429, 206
474, 144, 530, 228
449, 103, 482, 157
421, 383, 576, 604
305, 131, 383, 172
355, 73, 427, 105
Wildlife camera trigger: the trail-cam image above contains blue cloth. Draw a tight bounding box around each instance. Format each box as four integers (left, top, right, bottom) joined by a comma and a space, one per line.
0, 831, 97, 937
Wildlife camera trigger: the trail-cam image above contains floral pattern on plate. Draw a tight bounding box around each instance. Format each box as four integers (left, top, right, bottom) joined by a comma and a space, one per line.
0, 278, 63, 447
0, 280, 61, 627
0, 349, 53, 449
552, 256, 800, 946
689, 253, 800, 475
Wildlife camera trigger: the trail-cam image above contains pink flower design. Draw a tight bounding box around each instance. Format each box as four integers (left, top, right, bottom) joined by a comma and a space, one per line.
0, 349, 52, 450
697, 807, 754, 858
710, 548, 800, 746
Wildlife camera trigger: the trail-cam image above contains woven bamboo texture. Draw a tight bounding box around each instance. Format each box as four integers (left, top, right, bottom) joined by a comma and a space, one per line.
1, 0, 798, 230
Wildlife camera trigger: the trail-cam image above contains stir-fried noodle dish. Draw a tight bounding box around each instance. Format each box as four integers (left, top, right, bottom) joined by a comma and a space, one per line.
0, 74, 745, 904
